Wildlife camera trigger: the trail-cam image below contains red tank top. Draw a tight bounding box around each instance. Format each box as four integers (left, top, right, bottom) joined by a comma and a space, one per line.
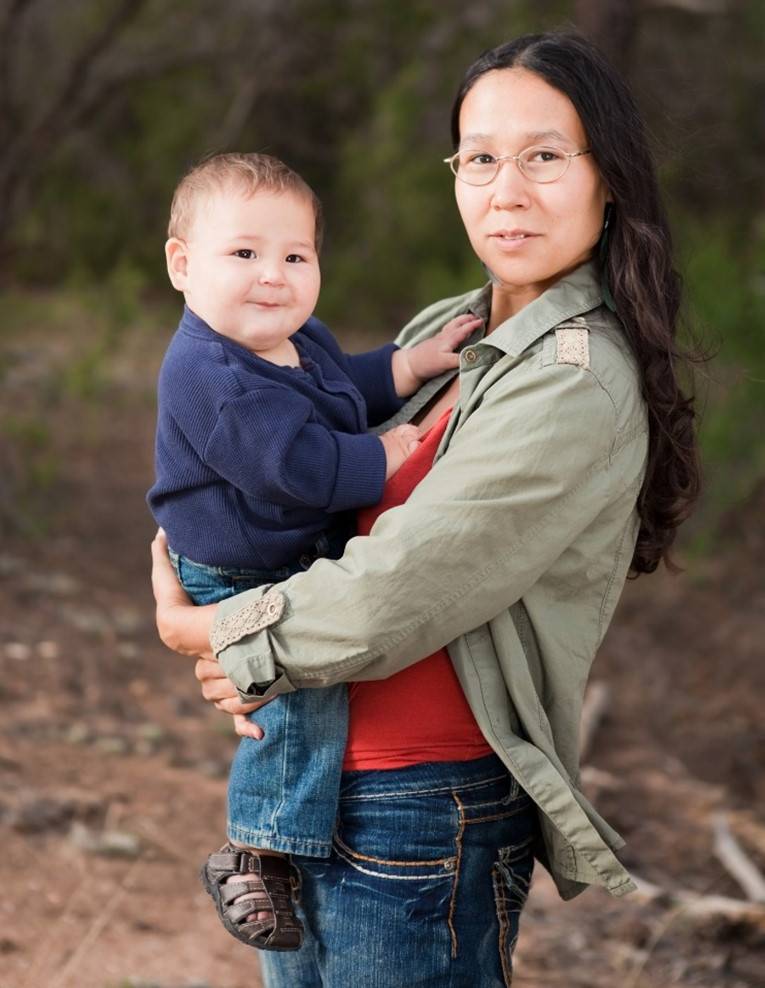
342, 406, 494, 771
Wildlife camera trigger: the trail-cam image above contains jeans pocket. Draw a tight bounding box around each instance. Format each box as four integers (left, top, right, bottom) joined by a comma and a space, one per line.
491, 836, 535, 986
455, 773, 533, 821
332, 828, 457, 882
333, 790, 460, 883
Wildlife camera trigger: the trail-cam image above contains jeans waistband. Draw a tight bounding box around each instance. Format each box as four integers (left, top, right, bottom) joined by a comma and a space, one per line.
339, 753, 509, 801
168, 549, 295, 581
168, 518, 351, 580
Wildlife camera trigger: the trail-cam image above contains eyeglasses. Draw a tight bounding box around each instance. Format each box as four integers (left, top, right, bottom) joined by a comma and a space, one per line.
443, 145, 591, 186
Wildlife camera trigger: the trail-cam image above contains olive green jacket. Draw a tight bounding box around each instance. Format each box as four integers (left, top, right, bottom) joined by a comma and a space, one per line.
211, 261, 648, 901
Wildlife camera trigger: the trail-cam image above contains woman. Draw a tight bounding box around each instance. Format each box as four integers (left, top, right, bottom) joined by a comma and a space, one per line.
152, 32, 699, 987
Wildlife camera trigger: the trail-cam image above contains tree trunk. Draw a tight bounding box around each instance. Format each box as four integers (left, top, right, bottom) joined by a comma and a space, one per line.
574, 0, 641, 75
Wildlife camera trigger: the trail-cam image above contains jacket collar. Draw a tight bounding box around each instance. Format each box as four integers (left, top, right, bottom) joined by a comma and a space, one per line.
469, 261, 604, 358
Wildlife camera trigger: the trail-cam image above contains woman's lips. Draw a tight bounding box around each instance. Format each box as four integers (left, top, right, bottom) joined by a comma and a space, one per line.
489, 230, 540, 250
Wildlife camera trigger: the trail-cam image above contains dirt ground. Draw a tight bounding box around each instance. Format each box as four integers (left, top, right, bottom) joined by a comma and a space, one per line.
1, 313, 763, 988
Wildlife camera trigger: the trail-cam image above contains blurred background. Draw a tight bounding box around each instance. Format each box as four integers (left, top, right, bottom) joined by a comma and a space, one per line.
0, 1, 763, 987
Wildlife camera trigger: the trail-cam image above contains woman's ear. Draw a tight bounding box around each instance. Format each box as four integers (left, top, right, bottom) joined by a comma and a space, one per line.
165, 238, 189, 291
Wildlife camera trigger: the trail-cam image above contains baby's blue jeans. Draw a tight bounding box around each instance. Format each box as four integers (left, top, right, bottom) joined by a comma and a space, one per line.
171, 535, 348, 858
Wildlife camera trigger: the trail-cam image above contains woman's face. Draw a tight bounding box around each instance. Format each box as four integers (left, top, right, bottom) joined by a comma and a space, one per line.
455, 68, 609, 315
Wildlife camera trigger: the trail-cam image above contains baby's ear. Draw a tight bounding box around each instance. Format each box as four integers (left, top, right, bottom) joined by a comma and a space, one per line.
165, 238, 189, 291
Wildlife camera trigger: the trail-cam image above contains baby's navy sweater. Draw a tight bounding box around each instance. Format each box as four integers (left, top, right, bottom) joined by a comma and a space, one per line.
148, 307, 404, 569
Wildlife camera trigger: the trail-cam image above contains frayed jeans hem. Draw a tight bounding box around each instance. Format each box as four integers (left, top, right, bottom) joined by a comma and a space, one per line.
227, 823, 333, 859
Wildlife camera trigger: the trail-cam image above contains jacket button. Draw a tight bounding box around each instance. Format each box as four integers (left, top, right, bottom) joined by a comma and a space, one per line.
299, 555, 313, 569
462, 348, 478, 364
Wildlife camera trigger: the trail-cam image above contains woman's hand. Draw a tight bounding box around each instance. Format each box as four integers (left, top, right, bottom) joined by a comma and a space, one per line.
151, 529, 269, 740
150, 529, 216, 660
194, 658, 270, 740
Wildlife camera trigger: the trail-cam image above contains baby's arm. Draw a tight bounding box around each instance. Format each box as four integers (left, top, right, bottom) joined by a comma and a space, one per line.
391, 314, 483, 397
204, 388, 420, 511
205, 387, 385, 513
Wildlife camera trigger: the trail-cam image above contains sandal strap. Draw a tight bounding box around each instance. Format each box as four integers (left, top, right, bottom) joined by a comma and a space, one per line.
226, 896, 272, 925
201, 844, 304, 951
207, 850, 255, 877
219, 881, 271, 907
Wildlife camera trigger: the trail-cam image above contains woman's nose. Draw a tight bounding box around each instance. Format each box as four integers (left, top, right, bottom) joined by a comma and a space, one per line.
490, 160, 532, 210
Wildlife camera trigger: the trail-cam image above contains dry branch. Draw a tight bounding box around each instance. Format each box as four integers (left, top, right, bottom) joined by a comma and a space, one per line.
631, 871, 765, 927
47, 857, 144, 988
579, 765, 623, 791
713, 812, 765, 902
730, 812, 765, 860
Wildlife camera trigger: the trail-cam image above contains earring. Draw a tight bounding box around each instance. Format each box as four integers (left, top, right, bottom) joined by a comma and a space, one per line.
599, 203, 616, 313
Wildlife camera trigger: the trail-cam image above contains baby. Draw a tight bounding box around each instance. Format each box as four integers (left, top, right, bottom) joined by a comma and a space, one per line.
147, 152, 480, 951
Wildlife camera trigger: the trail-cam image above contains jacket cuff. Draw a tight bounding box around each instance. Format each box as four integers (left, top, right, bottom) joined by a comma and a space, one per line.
218, 639, 297, 702
210, 588, 285, 655
235, 670, 295, 703
211, 587, 296, 699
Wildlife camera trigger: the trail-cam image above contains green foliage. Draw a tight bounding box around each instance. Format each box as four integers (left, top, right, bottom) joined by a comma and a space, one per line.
1, 414, 59, 536
676, 217, 765, 547
317, 3, 541, 331
0, 280, 168, 536
318, 61, 478, 330
1, 0, 764, 552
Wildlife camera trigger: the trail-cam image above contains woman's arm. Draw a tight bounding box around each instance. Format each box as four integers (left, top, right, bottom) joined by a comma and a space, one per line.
150, 530, 215, 659
209, 356, 644, 702
150, 530, 269, 739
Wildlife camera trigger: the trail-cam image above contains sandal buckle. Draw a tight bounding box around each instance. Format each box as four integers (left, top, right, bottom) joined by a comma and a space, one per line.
237, 851, 259, 875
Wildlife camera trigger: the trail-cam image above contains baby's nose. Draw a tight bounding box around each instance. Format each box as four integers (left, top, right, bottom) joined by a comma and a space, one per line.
258, 263, 285, 285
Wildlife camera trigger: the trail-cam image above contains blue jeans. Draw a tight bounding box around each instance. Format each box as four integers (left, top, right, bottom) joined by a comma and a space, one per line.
260, 753, 538, 987
171, 536, 348, 857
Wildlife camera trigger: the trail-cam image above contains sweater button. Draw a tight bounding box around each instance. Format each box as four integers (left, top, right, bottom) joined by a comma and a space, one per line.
462, 348, 478, 364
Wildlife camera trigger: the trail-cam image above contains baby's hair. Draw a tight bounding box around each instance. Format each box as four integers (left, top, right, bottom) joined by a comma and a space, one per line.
168, 151, 324, 250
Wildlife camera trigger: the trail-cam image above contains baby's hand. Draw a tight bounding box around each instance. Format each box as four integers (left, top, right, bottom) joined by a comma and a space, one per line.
379, 424, 421, 479
391, 314, 483, 397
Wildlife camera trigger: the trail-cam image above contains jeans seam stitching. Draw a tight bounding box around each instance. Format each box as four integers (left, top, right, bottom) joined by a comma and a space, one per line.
332, 845, 450, 881
333, 831, 453, 868
496, 834, 536, 860
492, 865, 513, 987
340, 773, 508, 802
265, 694, 290, 837
463, 804, 533, 826
447, 792, 465, 960
467, 788, 522, 810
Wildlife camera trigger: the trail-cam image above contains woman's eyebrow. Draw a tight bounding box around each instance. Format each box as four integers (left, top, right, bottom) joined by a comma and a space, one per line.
459, 129, 572, 147
459, 132, 492, 147
526, 129, 571, 144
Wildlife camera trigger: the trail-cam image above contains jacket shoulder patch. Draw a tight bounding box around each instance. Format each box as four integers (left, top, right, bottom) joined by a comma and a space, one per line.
555, 321, 590, 369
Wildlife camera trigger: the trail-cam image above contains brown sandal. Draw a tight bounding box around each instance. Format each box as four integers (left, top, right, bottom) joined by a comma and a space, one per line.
200, 844, 303, 951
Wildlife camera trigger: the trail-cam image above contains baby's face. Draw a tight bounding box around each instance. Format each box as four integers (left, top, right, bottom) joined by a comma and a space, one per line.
173, 186, 320, 356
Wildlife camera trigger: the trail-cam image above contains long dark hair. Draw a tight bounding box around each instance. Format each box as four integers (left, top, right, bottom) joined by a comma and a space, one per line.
451, 33, 701, 575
